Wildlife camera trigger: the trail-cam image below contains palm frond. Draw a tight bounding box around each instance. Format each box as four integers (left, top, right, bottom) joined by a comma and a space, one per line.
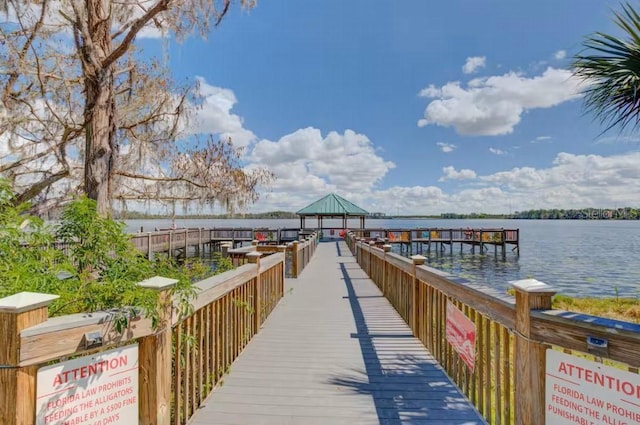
572, 2, 640, 133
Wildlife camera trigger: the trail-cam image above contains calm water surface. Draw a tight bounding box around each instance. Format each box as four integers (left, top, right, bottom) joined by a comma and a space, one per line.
125, 218, 640, 298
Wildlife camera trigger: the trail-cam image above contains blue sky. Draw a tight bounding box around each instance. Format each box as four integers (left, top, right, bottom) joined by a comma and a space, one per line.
140, 0, 640, 214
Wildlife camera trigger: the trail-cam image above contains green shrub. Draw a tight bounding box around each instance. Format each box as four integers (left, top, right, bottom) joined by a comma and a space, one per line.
0, 181, 221, 330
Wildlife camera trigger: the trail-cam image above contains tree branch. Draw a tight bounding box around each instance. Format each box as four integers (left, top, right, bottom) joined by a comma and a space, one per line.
114, 170, 209, 189
14, 169, 70, 205
2, 0, 48, 103
102, 0, 171, 70
0, 142, 61, 173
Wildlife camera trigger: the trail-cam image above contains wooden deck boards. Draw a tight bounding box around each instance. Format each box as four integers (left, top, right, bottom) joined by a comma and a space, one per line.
188, 240, 487, 425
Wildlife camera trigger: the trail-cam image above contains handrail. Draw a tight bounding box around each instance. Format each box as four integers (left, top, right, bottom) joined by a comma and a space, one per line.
347, 231, 640, 425
0, 252, 286, 425
224, 232, 320, 277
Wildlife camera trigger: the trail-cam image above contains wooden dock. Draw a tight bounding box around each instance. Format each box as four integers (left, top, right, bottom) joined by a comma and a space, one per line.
5, 231, 640, 424
189, 241, 486, 425
349, 228, 519, 256
128, 227, 520, 260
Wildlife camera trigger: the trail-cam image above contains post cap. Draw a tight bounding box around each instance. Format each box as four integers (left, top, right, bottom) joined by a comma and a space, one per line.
0, 292, 60, 313
138, 276, 179, 291
246, 252, 263, 263
383, 244, 392, 252
510, 278, 556, 294
410, 255, 427, 265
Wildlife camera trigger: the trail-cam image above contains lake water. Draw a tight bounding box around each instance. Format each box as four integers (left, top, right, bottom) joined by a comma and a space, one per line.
125, 218, 640, 298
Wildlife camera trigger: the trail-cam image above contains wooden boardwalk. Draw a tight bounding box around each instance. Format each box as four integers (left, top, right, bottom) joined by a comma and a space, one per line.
189, 240, 487, 425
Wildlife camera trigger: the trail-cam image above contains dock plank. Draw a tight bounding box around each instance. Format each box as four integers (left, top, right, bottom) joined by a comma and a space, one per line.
188, 240, 487, 425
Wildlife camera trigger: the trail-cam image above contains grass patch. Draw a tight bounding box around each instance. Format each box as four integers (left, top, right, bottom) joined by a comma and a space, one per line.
552, 294, 640, 323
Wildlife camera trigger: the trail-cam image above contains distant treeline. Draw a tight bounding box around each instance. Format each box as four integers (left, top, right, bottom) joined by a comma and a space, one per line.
116, 208, 640, 221
440, 207, 640, 220
114, 210, 298, 219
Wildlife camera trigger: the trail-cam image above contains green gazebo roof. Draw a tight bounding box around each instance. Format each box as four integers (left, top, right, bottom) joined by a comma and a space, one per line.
296, 193, 369, 216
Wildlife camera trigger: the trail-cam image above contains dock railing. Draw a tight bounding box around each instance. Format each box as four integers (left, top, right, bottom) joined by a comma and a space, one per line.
226, 232, 319, 278
289, 232, 318, 277
347, 227, 519, 255
347, 232, 640, 425
0, 252, 285, 425
131, 228, 207, 259
128, 226, 519, 262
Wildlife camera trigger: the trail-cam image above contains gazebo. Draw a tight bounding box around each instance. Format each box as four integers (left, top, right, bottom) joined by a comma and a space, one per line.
296, 193, 369, 229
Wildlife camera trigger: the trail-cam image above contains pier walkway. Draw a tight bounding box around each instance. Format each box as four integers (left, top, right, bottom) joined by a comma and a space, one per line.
189, 240, 486, 425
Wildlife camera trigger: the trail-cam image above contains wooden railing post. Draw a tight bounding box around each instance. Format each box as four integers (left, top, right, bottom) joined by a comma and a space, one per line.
247, 252, 263, 331
138, 276, 178, 425
382, 244, 391, 296
221, 241, 233, 258
410, 255, 426, 335
0, 292, 59, 425
276, 245, 287, 295
306, 237, 311, 264
512, 278, 556, 425
291, 241, 299, 277
368, 241, 375, 275
354, 237, 360, 260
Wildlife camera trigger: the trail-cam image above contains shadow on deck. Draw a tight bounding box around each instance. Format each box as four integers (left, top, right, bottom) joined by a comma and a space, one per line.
329, 242, 486, 424
188, 240, 486, 425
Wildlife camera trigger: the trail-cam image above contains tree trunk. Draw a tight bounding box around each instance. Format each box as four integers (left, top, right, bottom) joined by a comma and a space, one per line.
84, 76, 116, 217
83, 0, 116, 217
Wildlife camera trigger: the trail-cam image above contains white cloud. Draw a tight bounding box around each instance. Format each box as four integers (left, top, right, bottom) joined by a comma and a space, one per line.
489, 147, 506, 155
368, 186, 447, 214
136, 26, 166, 39
249, 128, 395, 198
250, 150, 640, 215
462, 56, 486, 74
438, 166, 477, 182
190, 78, 256, 147
437, 142, 456, 153
417, 67, 585, 136
481, 152, 640, 201
554, 50, 567, 60
532, 136, 552, 143
391, 151, 640, 214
